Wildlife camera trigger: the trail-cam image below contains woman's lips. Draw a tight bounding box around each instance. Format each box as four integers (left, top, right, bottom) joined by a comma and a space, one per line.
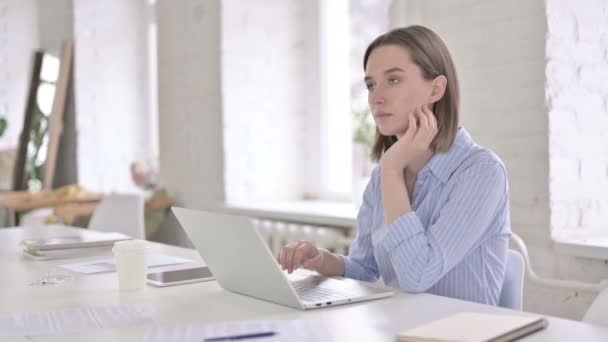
374, 112, 392, 119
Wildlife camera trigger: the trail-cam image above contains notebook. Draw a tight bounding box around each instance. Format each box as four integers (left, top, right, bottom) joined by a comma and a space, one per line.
23, 246, 115, 261
396, 312, 548, 342
20, 231, 131, 251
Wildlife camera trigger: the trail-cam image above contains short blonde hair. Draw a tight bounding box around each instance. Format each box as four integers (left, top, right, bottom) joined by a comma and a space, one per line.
364, 25, 460, 161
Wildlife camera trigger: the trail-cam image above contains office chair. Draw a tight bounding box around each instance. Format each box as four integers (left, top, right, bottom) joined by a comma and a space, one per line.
89, 193, 145, 239
583, 287, 608, 327
499, 249, 525, 310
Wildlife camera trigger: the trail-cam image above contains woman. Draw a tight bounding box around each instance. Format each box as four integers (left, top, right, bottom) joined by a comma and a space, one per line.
279, 25, 511, 305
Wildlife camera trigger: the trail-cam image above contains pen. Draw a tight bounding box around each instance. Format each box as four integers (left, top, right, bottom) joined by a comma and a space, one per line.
204, 331, 276, 341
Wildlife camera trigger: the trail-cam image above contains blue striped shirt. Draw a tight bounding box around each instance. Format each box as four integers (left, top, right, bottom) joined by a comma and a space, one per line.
343, 128, 511, 305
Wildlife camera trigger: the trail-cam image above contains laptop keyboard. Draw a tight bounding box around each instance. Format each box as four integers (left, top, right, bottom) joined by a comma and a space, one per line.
290, 281, 353, 302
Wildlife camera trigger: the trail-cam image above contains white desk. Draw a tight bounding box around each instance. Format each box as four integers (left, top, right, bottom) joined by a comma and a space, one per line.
1, 225, 607, 341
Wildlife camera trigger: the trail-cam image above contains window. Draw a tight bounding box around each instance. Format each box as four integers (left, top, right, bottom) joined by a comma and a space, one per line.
221, 0, 389, 204
317, 0, 390, 201
318, 0, 352, 199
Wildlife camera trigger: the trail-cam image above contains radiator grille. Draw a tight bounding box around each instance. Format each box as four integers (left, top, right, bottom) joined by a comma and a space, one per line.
250, 218, 353, 256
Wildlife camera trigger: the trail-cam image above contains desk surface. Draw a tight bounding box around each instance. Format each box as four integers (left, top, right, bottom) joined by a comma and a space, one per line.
1, 225, 607, 341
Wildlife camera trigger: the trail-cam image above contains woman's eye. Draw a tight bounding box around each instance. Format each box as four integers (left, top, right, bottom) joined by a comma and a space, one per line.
365, 83, 375, 91
388, 78, 400, 85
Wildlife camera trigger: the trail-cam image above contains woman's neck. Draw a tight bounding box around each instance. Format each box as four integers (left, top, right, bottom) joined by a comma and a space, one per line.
405, 148, 434, 178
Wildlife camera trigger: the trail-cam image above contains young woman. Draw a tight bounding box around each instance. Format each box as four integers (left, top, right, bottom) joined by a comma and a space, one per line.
279, 25, 511, 305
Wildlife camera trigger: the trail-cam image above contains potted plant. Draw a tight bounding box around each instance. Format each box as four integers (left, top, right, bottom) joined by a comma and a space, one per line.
0, 116, 10, 190
0, 117, 6, 138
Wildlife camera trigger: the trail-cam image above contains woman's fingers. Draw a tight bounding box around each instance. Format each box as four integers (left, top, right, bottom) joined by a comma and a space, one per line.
287, 241, 301, 273
291, 244, 310, 273
280, 241, 318, 273
405, 112, 418, 140
279, 242, 297, 270
422, 105, 437, 132
417, 107, 429, 130
416, 106, 437, 145
279, 246, 286, 269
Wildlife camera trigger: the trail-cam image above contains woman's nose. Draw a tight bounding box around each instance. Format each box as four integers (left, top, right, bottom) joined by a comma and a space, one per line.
370, 89, 385, 105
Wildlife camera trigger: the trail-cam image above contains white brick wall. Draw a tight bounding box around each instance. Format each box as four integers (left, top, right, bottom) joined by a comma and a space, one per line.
547, 0, 608, 237
545, 0, 608, 318
222, 0, 319, 202
73, 0, 156, 193
0, 0, 38, 150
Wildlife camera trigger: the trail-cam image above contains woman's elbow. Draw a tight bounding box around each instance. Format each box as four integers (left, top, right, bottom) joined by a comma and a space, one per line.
359, 268, 380, 282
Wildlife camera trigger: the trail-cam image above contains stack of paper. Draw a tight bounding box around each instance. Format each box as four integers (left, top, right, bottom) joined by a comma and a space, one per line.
0, 304, 157, 337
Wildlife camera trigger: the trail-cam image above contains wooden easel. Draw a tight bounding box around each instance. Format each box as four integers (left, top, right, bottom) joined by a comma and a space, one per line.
12, 40, 74, 192
43, 40, 74, 191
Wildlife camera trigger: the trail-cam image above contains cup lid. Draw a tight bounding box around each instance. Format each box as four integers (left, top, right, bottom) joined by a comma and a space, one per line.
112, 239, 149, 253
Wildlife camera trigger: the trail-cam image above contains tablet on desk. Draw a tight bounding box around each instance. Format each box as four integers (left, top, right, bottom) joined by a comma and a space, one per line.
146, 266, 214, 287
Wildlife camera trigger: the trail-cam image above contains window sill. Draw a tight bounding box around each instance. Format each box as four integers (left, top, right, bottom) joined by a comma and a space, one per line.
553, 233, 608, 261
221, 200, 358, 229
222, 203, 608, 261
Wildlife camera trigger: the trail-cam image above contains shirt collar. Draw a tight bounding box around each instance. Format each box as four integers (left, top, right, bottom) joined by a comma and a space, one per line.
425, 127, 476, 183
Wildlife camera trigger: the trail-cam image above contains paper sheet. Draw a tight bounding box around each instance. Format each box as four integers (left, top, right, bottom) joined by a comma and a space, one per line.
60, 254, 194, 274
0, 303, 157, 337
144, 320, 333, 342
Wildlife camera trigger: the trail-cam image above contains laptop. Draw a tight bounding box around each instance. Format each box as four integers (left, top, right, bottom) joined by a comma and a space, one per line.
173, 207, 394, 310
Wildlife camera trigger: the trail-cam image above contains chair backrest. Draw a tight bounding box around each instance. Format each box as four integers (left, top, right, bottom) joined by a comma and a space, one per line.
88, 194, 145, 239
583, 287, 608, 327
499, 249, 525, 310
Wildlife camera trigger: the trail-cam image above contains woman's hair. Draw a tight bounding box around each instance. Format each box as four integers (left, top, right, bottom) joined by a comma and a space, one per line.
363, 25, 460, 161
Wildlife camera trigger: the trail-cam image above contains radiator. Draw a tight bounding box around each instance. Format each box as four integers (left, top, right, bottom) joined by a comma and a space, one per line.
250, 218, 353, 256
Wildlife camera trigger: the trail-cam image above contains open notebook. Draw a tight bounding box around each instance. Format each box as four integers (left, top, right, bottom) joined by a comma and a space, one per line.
396, 312, 548, 342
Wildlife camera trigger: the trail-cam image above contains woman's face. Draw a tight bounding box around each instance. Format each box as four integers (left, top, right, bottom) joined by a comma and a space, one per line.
365, 45, 436, 137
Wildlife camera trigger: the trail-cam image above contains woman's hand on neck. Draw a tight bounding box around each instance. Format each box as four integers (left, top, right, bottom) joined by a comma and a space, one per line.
403, 147, 434, 177
380, 106, 438, 174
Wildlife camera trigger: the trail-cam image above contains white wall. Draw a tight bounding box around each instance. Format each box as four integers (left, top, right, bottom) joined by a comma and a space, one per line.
73, 0, 155, 193
36, 0, 72, 53
0, 0, 72, 189
222, 0, 320, 202
0, 0, 38, 150
391, 0, 608, 319
156, 0, 224, 209
155, 0, 224, 247
544, 0, 608, 316
547, 0, 608, 239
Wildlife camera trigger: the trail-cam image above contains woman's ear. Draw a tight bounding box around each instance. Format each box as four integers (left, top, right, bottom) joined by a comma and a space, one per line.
429, 75, 447, 103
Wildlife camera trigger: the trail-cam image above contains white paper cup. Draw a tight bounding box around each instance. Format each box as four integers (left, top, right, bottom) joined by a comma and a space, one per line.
112, 240, 149, 291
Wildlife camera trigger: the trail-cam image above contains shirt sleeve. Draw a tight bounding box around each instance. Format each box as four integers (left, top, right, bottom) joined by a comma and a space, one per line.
375, 160, 508, 293
342, 170, 380, 282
